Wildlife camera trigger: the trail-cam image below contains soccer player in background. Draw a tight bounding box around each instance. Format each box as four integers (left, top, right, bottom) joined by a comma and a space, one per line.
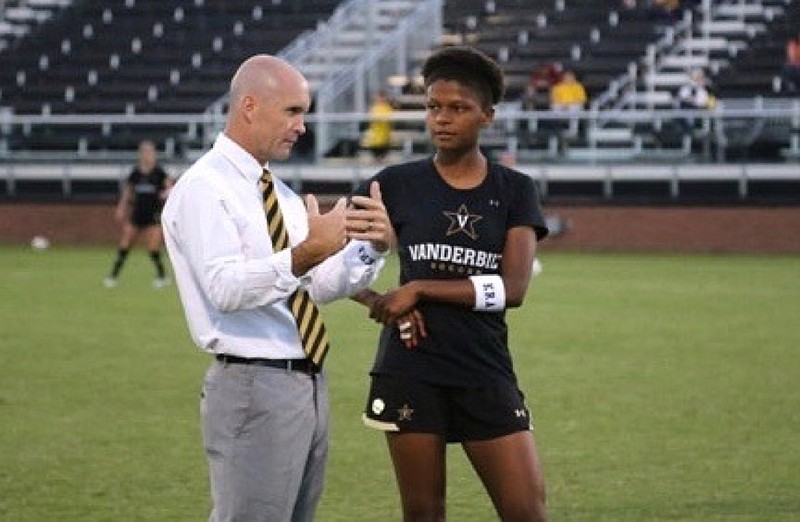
103, 139, 173, 288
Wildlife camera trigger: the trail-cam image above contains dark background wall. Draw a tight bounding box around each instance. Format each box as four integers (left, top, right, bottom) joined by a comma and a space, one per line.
2, 202, 799, 254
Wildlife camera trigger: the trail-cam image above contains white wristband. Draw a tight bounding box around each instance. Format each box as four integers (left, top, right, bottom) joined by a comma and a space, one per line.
469, 274, 506, 312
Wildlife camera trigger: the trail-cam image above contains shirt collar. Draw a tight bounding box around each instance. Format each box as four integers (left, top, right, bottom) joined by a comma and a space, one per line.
213, 133, 270, 185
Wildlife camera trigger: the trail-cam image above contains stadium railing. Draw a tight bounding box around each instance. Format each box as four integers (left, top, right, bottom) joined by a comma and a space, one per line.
1, 103, 798, 201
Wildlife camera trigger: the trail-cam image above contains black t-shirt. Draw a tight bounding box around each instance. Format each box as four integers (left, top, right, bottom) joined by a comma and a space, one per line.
356, 158, 548, 387
127, 166, 169, 224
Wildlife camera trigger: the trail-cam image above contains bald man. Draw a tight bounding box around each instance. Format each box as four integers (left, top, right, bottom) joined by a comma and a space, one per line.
162, 55, 392, 521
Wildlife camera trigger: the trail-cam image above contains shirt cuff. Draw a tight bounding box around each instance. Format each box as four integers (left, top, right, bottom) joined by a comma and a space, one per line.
354, 240, 388, 266
272, 248, 307, 291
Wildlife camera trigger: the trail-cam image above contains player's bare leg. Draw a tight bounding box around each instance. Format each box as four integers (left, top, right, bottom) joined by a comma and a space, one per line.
105, 223, 140, 286
463, 431, 548, 522
386, 433, 446, 522
145, 224, 168, 286
119, 221, 139, 249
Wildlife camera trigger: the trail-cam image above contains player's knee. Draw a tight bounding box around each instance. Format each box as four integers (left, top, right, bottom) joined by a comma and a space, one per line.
496, 507, 548, 522
402, 498, 445, 522
495, 495, 548, 522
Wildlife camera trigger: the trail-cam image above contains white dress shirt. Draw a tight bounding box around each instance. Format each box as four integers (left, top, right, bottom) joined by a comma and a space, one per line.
162, 133, 386, 359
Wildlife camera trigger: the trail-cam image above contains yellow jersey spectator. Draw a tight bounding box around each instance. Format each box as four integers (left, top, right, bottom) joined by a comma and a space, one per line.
550, 70, 587, 139
361, 90, 395, 161
550, 71, 587, 110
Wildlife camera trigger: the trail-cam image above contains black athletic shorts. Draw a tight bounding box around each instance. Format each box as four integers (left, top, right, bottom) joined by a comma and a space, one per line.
131, 209, 161, 227
362, 373, 533, 443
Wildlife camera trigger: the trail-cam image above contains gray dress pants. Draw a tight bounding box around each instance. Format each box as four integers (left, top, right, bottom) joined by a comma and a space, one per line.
201, 359, 329, 522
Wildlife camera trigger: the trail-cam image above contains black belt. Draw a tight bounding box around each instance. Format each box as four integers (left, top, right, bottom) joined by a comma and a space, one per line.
215, 354, 318, 374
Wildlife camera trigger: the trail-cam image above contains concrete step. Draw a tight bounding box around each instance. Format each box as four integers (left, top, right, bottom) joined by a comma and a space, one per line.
564, 147, 638, 162
589, 127, 634, 144
659, 54, 710, 69
697, 20, 765, 37
644, 72, 690, 88
305, 47, 364, 60
623, 90, 674, 108
332, 30, 369, 45
715, 4, 782, 18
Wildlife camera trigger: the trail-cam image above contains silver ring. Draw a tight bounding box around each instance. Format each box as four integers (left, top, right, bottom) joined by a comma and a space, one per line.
398, 321, 412, 331
400, 331, 412, 340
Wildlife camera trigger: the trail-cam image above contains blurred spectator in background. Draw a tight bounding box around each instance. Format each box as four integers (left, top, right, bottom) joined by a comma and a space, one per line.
401, 75, 426, 95
678, 68, 716, 110
360, 90, 395, 163
676, 68, 716, 134
781, 31, 800, 93
103, 139, 173, 288
550, 70, 587, 111
648, 0, 683, 23
550, 70, 587, 140
521, 61, 563, 111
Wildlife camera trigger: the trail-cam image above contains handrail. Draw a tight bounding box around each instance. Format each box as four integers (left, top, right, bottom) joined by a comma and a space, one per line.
592, 15, 690, 111
4, 104, 796, 127
2, 101, 799, 172
2, 101, 799, 201
316, 1, 435, 107
203, 0, 368, 114
314, 0, 442, 157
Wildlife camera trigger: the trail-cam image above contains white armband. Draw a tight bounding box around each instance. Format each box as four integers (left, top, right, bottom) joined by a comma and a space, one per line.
469, 274, 506, 312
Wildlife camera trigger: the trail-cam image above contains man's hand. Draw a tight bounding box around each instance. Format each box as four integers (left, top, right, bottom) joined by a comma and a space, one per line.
291, 196, 347, 276
347, 181, 395, 253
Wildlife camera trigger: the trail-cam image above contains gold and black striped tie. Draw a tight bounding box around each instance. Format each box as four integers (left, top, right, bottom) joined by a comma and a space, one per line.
260, 169, 330, 369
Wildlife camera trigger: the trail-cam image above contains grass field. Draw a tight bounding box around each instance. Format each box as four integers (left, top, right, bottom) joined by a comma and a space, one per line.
0, 245, 798, 521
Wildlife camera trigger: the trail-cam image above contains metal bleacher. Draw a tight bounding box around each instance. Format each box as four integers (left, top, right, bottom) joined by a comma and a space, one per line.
0, 0, 798, 204
0, 0, 344, 155
535, 0, 800, 163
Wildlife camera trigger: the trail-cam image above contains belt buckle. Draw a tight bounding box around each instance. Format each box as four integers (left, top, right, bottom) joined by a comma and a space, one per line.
290, 358, 316, 375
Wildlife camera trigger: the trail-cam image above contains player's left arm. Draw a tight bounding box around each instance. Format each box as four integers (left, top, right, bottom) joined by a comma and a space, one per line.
495, 225, 537, 306
368, 225, 537, 324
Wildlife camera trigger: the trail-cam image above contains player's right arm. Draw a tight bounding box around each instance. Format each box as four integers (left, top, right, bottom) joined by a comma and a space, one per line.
114, 184, 133, 222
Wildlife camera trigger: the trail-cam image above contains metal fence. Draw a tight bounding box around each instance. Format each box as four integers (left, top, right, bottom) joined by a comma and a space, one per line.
1, 102, 798, 200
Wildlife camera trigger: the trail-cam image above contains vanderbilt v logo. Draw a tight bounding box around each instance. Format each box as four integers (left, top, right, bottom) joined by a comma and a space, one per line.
443, 204, 483, 240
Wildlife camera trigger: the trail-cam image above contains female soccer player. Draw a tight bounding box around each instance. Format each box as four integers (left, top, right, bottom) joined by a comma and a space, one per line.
104, 139, 173, 288
352, 46, 550, 521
